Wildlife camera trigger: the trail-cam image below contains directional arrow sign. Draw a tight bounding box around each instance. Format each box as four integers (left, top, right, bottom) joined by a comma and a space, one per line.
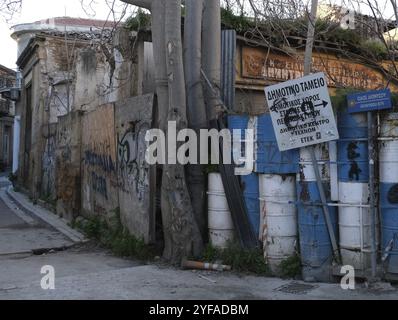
264, 72, 339, 151
315, 100, 329, 108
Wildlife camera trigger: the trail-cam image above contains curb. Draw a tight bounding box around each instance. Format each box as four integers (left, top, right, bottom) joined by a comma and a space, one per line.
5, 186, 87, 244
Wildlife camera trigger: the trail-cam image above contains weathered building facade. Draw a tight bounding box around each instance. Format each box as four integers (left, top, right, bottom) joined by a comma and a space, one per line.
13, 17, 157, 243
12, 14, 398, 248
0, 64, 16, 172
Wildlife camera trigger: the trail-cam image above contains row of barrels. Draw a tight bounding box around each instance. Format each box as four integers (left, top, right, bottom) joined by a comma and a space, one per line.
207, 113, 398, 281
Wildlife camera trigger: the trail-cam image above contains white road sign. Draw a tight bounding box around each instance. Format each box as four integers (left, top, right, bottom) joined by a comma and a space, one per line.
264, 72, 339, 151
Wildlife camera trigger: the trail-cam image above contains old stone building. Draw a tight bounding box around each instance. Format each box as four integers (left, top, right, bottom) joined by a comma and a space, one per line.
13, 17, 157, 242
0, 64, 16, 172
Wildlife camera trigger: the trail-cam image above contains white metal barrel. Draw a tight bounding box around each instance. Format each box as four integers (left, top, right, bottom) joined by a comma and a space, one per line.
259, 174, 297, 272
338, 182, 372, 269
337, 111, 374, 271
207, 173, 234, 248
299, 144, 330, 182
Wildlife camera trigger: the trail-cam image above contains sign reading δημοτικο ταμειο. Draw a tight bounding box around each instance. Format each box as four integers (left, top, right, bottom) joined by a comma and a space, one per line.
264, 72, 339, 151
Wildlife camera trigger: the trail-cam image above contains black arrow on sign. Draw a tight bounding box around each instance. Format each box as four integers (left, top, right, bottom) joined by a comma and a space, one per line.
315, 100, 328, 108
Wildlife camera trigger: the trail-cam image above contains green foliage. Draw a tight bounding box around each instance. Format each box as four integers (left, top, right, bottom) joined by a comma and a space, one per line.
361, 39, 388, 60
219, 9, 391, 61
330, 88, 362, 112
278, 254, 302, 279
125, 9, 151, 31
74, 208, 156, 261
221, 7, 253, 33
201, 242, 270, 275
316, 20, 362, 47
203, 164, 219, 175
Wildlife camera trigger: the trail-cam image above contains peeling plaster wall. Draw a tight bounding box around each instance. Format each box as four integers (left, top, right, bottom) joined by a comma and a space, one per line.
73, 48, 109, 112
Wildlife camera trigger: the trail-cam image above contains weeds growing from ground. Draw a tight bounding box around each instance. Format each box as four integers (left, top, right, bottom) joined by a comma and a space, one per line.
201, 242, 270, 276
72, 208, 157, 261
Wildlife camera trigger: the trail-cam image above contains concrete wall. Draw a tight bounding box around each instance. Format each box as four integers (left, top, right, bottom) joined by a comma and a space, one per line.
115, 94, 156, 243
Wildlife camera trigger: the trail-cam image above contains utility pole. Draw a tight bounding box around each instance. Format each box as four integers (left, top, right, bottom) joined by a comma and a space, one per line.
368, 111, 377, 278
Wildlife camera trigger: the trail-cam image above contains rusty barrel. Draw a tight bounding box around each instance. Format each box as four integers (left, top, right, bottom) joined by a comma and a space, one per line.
297, 145, 338, 282
380, 112, 398, 278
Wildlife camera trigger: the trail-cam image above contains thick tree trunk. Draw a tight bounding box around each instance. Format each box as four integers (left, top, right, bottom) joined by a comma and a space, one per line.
184, 0, 208, 242
163, 0, 203, 262
123, 0, 203, 263
202, 0, 221, 122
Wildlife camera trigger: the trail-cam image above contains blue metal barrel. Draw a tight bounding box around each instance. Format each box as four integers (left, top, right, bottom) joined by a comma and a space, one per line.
379, 113, 398, 276
337, 112, 372, 270
297, 144, 337, 282
297, 181, 338, 282
241, 173, 260, 237
227, 115, 260, 237
256, 114, 299, 174
380, 183, 398, 274
337, 112, 369, 182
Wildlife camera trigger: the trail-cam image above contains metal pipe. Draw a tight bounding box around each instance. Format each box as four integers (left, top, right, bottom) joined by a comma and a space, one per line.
181, 259, 232, 271
310, 147, 341, 263
368, 112, 377, 278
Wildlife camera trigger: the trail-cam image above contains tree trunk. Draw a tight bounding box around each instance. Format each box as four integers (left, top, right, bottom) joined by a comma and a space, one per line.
184, 0, 208, 243
202, 0, 221, 122
123, 0, 203, 263
163, 0, 203, 263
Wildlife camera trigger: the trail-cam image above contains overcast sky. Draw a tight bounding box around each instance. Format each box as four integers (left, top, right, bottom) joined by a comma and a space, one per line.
0, 0, 134, 69
0, 0, 395, 70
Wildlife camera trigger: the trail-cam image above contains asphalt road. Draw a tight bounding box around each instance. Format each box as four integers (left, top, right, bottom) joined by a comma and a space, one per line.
0, 177, 397, 300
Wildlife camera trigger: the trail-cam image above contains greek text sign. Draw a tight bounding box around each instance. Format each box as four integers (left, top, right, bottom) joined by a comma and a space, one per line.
347, 89, 392, 114
265, 72, 339, 151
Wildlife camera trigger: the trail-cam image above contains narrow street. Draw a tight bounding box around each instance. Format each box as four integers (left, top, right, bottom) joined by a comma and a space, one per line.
0, 175, 396, 300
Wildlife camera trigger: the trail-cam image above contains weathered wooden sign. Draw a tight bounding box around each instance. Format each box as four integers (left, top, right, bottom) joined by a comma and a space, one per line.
264, 72, 339, 151
241, 46, 394, 91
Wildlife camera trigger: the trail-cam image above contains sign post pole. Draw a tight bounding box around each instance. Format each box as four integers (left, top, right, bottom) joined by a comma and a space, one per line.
368, 111, 377, 278
302, 0, 340, 264
309, 146, 340, 262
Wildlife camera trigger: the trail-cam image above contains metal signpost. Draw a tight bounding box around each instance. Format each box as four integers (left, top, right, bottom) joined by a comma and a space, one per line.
347, 89, 393, 278
265, 72, 339, 151
265, 72, 341, 263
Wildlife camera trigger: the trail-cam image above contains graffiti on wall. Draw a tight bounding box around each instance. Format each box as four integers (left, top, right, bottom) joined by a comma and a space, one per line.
84, 143, 116, 200
347, 141, 362, 181
117, 121, 150, 201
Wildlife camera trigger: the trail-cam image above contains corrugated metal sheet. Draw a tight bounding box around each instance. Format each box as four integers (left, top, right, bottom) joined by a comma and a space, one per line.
221, 30, 236, 110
